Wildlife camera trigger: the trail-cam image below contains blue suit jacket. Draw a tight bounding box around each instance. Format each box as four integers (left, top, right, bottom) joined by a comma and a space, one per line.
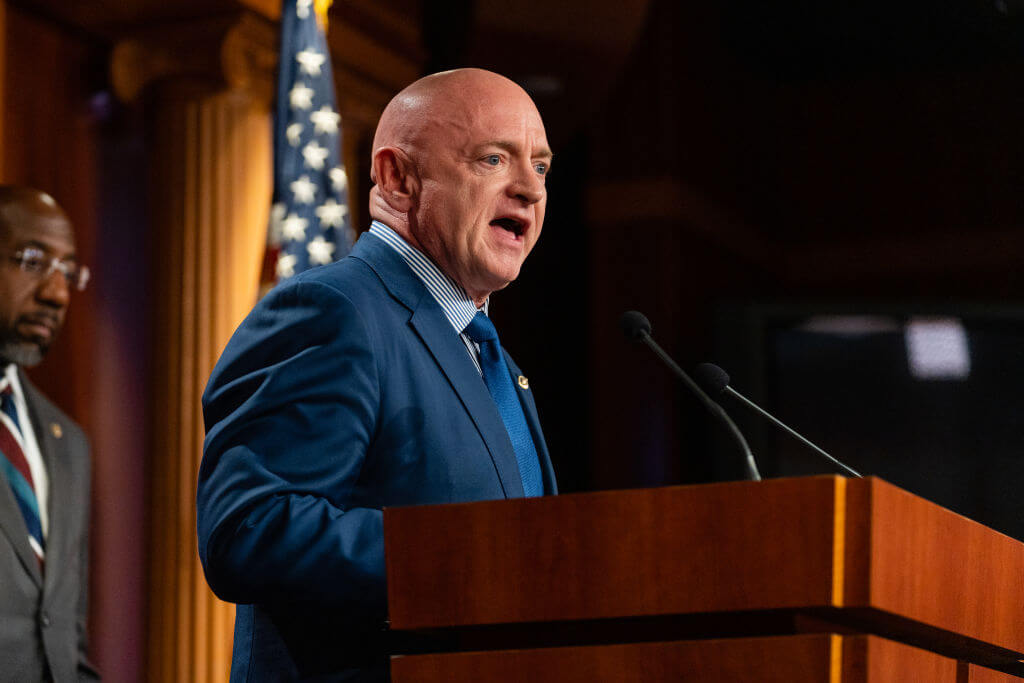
197, 232, 557, 681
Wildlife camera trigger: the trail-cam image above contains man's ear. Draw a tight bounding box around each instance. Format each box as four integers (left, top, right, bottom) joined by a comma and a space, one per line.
371, 147, 418, 213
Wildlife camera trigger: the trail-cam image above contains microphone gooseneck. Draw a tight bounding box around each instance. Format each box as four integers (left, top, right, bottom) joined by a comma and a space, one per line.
693, 362, 862, 478
620, 312, 761, 481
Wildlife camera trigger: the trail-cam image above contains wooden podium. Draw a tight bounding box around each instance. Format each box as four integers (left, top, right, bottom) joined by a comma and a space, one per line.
383, 476, 1024, 681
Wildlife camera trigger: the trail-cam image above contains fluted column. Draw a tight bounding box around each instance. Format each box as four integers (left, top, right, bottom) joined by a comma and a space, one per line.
111, 13, 275, 682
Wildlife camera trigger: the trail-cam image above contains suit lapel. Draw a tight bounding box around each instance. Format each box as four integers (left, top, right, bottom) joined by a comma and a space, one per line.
351, 234, 526, 498
409, 302, 525, 498
0, 454, 42, 586
20, 371, 70, 592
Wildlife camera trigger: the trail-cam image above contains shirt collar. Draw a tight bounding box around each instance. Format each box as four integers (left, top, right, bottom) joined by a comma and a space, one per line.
1, 364, 22, 398
368, 220, 487, 334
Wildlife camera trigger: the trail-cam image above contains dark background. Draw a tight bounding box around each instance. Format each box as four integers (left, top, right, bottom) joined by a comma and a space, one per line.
419, 0, 1024, 498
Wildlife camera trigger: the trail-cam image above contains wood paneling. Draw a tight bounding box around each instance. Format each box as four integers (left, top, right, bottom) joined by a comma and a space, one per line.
842, 635, 957, 682
962, 662, 1024, 683
847, 477, 1024, 659
386, 476, 843, 629
391, 634, 962, 682
386, 476, 1024, 675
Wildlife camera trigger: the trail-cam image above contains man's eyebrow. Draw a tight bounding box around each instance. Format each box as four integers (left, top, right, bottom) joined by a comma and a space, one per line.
18, 239, 77, 261
479, 140, 553, 159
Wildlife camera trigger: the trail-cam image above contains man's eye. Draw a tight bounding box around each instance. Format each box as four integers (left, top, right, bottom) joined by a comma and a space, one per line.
534, 162, 548, 175
18, 250, 47, 272
485, 154, 501, 166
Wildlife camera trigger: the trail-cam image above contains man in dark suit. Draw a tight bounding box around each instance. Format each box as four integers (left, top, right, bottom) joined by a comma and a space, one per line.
0, 187, 98, 681
198, 68, 556, 681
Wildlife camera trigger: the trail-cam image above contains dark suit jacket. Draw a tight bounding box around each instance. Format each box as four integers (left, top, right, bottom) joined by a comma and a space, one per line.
198, 232, 557, 682
0, 370, 97, 682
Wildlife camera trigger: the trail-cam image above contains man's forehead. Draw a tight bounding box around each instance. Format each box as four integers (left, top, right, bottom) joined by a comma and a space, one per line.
375, 69, 549, 155
0, 207, 76, 252
421, 97, 548, 151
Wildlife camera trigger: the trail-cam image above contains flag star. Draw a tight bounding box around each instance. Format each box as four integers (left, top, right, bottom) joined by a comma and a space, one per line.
269, 202, 287, 241
281, 213, 309, 241
315, 199, 348, 228
290, 175, 317, 204
296, 0, 313, 19
276, 253, 299, 279
310, 106, 340, 135
329, 167, 348, 192
302, 141, 329, 170
289, 83, 314, 111
307, 236, 336, 265
296, 49, 326, 77
286, 123, 303, 147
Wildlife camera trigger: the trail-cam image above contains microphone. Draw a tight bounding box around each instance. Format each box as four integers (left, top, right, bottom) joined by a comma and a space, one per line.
620, 311, 761, 481
693, 363, 862, 478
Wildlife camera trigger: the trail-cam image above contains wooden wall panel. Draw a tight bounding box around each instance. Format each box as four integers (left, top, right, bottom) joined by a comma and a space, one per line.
961, 663, 1024, 683
392, 635, 836, 683
386, 477, 844, 630
392, 634, 962, 682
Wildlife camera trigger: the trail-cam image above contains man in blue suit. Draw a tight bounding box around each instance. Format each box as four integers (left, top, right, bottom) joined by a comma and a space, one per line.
197, 68, 557, 681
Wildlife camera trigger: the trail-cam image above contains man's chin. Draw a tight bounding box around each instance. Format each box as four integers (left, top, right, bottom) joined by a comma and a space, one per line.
0, 341, 45, 368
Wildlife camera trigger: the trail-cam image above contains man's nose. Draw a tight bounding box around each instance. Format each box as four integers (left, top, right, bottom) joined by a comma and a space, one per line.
509, 161, 545, 205
36, 269, 70, 308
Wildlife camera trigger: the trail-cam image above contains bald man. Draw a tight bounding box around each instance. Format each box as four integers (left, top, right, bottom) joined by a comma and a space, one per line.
0, 187, 98, 681
198, 69, 557, 681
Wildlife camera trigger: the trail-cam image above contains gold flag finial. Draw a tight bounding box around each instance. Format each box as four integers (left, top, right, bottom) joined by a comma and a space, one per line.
315, 0, 333, 30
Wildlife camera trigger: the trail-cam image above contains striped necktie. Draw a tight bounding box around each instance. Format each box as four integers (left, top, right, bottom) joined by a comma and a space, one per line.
0, 384, 45, 568
464, 312, 544, 497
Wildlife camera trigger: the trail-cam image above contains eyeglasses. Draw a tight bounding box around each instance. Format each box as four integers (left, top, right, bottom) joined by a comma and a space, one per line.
8, 248, 90, 292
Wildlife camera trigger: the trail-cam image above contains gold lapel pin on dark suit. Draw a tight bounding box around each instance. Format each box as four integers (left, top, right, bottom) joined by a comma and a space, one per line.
517, 375, 529, 390
50, 423, 62, 439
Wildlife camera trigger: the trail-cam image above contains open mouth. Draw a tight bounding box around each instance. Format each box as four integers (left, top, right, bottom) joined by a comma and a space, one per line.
490, 217, 525, 237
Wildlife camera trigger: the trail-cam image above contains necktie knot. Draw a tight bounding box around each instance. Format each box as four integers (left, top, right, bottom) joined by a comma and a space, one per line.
464, 311, 498, 344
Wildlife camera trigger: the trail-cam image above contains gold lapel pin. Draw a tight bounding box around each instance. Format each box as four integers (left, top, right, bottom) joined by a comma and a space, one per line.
50, 423, 63, 439
517, 375, 529, 390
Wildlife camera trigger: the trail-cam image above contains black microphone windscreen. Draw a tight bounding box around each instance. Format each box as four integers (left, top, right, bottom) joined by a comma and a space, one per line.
694, 362, 730, 396
620, 311, 652, 340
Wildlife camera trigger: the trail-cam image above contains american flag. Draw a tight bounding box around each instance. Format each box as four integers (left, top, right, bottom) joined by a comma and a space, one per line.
263, 0, 354, 287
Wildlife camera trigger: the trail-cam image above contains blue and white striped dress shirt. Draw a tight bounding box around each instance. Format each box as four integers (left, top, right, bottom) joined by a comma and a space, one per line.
368, 220, 487, 374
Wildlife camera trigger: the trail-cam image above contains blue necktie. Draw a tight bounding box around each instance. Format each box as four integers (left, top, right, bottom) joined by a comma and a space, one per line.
464, 312, 543, 496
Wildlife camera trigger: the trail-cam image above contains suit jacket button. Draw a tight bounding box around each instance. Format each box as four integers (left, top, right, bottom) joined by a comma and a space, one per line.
40, 611, 51, 628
